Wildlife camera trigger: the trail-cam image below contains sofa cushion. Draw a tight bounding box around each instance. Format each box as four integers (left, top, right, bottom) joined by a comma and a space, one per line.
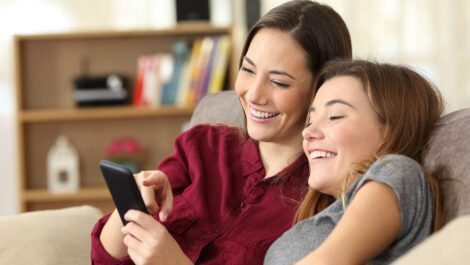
0, 205, 102, 265
422, 108, 470, 223
188, 90, 245, 129
391, 214, 470, 265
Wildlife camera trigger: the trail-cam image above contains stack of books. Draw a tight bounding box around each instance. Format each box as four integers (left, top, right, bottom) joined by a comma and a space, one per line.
132, 35, 231, 107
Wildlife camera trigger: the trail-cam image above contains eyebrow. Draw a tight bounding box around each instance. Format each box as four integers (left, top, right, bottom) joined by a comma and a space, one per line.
309, 99, 355, 112
242, 56, 296, 80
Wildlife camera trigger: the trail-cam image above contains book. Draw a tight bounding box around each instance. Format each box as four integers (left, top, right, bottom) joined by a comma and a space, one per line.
160, 41, 190, 105
132, 56, 147, 106
135, 53, 173, 107
175, 60, 191, 107
197, 36, 219, 102
154, 54, 174, 106
142, 55, 161, 106
208, 35, 231, 94
178, 39, 202, 106
189, 37, 215, 105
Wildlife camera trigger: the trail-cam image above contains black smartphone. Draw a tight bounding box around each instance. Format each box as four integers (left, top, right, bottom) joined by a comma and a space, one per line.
100, 160, 149, 225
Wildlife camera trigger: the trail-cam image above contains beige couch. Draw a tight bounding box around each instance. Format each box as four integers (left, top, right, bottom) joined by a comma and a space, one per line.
0, 205, 102, 264
1, 91, 469, 264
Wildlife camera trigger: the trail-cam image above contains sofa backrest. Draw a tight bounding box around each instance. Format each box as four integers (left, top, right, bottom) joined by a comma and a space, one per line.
190, 91, 470, 224
422, 108, 470, 223
189, 90, 245, 128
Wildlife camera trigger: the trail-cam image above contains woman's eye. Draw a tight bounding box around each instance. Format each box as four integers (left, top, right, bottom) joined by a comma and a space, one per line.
329, 116, 344, 121
240, 66, 254, 74
272, 80, 289, 88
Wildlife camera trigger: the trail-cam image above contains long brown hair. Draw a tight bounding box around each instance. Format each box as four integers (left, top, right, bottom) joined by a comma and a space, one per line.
239, 1, 352, 187
295, 60, 444, 231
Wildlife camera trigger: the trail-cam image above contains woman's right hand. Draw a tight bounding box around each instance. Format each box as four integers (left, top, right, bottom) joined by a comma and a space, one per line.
134, 170, 173, 222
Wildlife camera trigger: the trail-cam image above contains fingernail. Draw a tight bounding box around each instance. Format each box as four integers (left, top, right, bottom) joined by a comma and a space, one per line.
124, 210, 132, 219
159, 212, 168, 222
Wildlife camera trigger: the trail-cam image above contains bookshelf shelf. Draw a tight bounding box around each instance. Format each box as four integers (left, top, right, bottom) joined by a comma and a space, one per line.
23, 187, 110, 202
15, 25, 234, 212
16, 24, 230, 41
20, 106, 195, 123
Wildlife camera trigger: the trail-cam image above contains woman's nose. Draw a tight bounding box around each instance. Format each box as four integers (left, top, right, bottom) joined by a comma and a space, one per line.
302, 122, 323, 141
246, 79, 268, 105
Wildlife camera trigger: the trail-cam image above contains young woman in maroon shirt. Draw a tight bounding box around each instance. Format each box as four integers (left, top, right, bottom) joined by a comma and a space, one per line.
92, 1, 352, 264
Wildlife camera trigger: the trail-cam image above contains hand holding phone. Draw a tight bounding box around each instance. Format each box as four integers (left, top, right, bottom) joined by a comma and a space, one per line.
100, 160, 149, 225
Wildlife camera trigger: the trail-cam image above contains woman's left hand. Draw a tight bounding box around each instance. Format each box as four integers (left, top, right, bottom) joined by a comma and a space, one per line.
122, 210, 193, 265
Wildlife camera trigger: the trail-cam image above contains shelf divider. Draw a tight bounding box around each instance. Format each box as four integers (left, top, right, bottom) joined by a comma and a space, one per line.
20, 105, 195, 123
23, 187, 111, 202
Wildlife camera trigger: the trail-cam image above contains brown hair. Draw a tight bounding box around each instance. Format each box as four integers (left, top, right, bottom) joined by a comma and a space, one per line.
239, 1, 351, 190
240, 0, 352, 77
295, 60, 444, 231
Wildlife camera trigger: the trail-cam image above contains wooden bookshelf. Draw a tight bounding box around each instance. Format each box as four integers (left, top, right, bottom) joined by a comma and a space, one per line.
15, 26, 234, 212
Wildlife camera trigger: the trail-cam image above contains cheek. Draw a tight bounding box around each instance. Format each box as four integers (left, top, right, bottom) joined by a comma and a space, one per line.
274, 93, 310, 117
302, 139, 309, 156
234, 72, 248, 96
337, 127, 381, 162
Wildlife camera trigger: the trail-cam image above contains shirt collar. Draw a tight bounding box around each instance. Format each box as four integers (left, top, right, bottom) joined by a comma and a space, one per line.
240, 138, 308, 180
240, 138, 263, 177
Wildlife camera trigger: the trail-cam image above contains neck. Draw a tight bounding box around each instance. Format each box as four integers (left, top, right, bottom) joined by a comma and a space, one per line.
258, 137, 304, 178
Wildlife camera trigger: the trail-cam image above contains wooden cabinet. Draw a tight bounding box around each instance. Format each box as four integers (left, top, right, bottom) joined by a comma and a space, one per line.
14, 25, 234, 212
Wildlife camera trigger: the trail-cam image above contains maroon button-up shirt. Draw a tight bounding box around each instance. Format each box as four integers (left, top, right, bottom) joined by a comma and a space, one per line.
91, 125, 309, 264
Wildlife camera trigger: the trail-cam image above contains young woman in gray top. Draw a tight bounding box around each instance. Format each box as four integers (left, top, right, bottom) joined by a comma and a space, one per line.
264, 60, 444, 265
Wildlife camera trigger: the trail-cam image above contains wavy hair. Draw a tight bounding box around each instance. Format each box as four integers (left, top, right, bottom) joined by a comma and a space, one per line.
295, 60, 444, 231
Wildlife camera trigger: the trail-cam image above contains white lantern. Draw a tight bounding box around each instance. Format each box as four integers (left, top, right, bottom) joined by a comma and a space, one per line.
47, 135, 80, 193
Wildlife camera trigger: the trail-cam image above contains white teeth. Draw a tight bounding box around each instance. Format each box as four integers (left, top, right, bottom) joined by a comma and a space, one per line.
250, 108, 278, 119
309, 150, 336, 159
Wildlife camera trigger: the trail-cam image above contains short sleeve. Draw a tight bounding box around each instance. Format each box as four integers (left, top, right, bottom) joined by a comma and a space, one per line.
350, 154, 433, 239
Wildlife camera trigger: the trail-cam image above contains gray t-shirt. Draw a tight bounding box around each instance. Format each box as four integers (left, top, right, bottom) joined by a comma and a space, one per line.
264, 154, 434, 265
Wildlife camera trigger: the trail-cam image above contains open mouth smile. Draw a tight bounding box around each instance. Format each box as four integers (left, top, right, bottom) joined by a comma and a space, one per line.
309, 150, 337, 160
249, 107, 280, 120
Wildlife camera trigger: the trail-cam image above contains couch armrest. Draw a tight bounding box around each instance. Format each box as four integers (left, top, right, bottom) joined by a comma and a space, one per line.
391, 214, 470, 265
0, 205, 102, 265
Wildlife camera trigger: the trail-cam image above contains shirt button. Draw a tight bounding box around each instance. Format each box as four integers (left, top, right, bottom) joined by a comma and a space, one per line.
240, 202, 246, 209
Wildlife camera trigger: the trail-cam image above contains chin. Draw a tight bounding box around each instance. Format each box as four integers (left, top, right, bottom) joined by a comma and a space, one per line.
308, 174, 332, 192
247, 127, 270, 141
307, 177, 320, 190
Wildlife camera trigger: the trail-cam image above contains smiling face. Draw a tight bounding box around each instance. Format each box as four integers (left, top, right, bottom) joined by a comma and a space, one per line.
302, 76, 384, 197
235, 28, 314, 146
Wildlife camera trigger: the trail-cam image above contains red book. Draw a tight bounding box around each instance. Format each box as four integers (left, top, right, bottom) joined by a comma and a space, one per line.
132, 56, 147, 106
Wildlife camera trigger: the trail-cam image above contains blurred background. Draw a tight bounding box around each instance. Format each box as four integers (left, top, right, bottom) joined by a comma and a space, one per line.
0, 0, 469, 215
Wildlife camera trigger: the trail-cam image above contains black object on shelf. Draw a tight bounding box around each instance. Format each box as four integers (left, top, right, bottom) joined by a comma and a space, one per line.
245, 0, 261, 31
176, 0, 210, 22
73, 74, 129, 107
